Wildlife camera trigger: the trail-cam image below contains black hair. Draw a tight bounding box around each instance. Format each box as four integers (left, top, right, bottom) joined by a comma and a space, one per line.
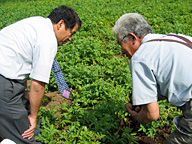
48, 5, 81, 30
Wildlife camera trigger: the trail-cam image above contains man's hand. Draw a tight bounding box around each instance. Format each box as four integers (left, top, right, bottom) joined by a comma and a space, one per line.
125, 103, 139, 121
125, 101, 160, 123
22, 115, 37, 140
21, 79, 45, 140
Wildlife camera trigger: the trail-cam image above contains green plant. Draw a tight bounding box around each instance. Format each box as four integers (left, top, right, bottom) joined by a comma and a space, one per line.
1, 0, 191, 143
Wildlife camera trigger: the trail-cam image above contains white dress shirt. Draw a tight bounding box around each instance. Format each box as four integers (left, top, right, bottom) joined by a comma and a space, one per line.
0, 16, 57, 83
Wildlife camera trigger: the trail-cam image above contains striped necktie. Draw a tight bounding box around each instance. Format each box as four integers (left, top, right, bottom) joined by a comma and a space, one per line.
52, 58, 70, 99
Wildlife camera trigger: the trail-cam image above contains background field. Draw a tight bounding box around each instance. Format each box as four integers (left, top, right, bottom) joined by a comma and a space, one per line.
0, 0, 192, 143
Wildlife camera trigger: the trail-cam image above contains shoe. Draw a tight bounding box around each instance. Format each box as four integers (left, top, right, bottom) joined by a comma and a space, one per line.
1, 139, 16, 144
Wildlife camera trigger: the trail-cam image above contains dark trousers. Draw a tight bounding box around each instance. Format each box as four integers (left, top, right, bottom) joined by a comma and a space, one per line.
165, 99, 192, 144
0, 75, 40, 144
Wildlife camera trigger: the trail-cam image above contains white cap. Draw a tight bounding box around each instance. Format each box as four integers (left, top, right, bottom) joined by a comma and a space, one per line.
1, 139, 16, 144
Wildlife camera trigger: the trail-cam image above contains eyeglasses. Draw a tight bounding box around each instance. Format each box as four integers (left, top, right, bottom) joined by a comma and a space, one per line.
117, 35, 128, 45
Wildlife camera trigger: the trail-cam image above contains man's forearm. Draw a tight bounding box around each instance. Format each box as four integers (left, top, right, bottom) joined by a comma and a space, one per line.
29, 79, 45, 119
137, 111, 155, 123
137, 102, 160, 123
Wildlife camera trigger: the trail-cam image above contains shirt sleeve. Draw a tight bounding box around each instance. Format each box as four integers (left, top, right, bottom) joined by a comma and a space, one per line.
29, 32, 57, 84
129, 60, 158, 105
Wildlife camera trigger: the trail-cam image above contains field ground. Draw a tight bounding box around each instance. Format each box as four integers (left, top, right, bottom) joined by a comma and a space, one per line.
43, 92, 170, 144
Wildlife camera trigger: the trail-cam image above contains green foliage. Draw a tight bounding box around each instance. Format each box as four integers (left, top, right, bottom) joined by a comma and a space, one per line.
36, 116, 61, 143
138, 100, 182, 138
1, 0, 191, 143
122, 127, 139, 144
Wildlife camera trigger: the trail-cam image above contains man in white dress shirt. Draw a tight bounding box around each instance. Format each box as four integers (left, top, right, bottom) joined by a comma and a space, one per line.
0, 5, 81, 144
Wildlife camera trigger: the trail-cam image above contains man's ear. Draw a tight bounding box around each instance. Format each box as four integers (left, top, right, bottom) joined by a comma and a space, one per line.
128, 32, 139, 45
57, 19, 64, 30
128, 32, 143, 47
128, 32, 136, 41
